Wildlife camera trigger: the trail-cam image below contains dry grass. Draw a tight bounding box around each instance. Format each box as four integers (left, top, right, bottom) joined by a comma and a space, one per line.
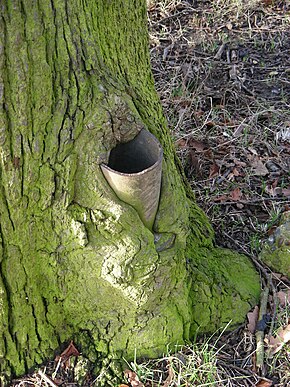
148, 0, 290, 256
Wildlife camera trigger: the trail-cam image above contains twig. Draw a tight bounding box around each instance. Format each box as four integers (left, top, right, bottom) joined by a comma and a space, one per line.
213, 198, 289, 206
217, 359, 258, 378
149, 9, 195, 27
38, 370, 58, 387
214, 43, 227, 60
267, 275, 278, 342
52, 356, 62, 379
255, 286, 269, 373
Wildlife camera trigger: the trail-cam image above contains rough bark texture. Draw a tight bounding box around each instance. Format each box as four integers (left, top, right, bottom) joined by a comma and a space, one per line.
0, 0, 260, 384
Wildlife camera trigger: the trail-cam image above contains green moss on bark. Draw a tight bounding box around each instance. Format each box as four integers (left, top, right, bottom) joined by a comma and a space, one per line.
259, 211, 290, 277
188, 245, 260, 333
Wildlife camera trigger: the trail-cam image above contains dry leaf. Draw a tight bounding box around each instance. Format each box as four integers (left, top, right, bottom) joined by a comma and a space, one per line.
229, 187, 242, 201
277, 290, 290, 307
282, 187, 290, 197
119, 385, 129, 387
251, 157, 269, 176
194, 110, 204, 118
188, 151, 202, 176
247, 305, 259, 334
267, 324, 290, 357
265, 178, 280, 197
248, 147, 258, 155
232, 167, 240, 176
188, 139, 207, 151
60, 341, 80, 359
255, 380, 273, 387
213, 194, 228, 202
206, 121, 215, 128
266, 186, 282, 197
209, 162, 219, 178
262, 0, 273, 5
162, 364, 174, 387
124, 369, 144, 387
55, 341, 80, 370
175, 138, 187, 148
233, 158, 247, 167
204, 148, 214, 160
228, 167, 241, 181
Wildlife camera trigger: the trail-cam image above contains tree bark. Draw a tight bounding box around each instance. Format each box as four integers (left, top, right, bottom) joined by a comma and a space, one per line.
0, 0, 260, 384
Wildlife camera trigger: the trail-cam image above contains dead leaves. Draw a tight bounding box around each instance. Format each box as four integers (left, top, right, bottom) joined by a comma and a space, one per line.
176, 134, 289, 201
277, 290, 290, 307
255, 380, 273, 387
249, 155, 269, 176
47, 341, 81, 386
209, 162, 219, 179
266, 324, 290, 357
123, 362, 175, 387
123, 369, 144, 387
213, 187, 243, 203
247, 288, 290, 361
162, 365, 174, 387
247, 305, 259, 334
55, 341, 80, 370
228, 187, 242, 201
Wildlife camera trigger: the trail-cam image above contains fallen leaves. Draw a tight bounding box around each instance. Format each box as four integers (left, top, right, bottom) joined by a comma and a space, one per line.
248, 287, 290, 360
209, 162, 220, 178
247, 305, 259, 334
55, 341, 80, 370
213, 187, 244, 203
162, 363, 174, 387
277, 290, 290, 307
266, 324, 290, 357
228, 187, 242, 201
255, 379, 273, 387
281, 187, 290, 198
124, 369, 144, 387
248, 155, 269, 176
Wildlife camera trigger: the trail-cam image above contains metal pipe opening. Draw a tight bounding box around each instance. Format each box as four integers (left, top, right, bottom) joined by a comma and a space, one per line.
108, 129, 162, 174
101, 129, 163, 230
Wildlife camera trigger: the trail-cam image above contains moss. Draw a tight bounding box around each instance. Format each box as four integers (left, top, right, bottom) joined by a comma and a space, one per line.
188, 244, 260, 334
260, 212, 290, 277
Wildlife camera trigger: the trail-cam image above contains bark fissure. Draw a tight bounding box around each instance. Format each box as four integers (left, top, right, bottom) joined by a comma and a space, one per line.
1, 13, 13, 161
0, 224, 12, 354
30, 304, 41, 345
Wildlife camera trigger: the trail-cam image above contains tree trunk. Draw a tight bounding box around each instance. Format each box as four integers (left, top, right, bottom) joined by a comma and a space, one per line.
0, 0, 260, 384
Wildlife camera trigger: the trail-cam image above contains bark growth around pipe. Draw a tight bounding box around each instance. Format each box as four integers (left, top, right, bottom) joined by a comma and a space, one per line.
0, 0, 260, 384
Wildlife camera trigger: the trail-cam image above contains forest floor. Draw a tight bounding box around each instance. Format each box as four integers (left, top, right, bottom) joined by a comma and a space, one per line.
12, 0, 290, 386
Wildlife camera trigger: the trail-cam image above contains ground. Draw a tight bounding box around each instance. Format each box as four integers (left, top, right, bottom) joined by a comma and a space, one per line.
11, 0, 290, 386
